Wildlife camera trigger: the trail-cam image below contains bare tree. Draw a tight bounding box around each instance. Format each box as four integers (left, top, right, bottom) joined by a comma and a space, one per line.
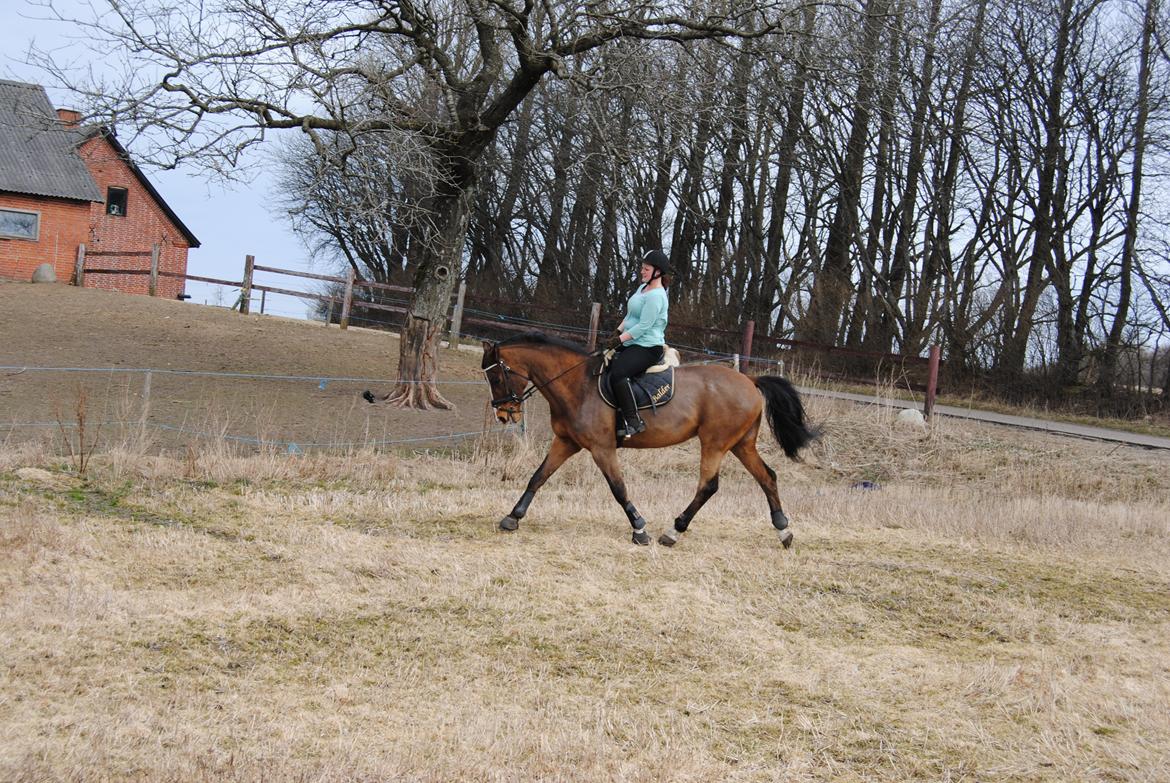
35, 0, 799, 408
795, 0, 894, 345
276, 129, 434, 287
1098, 0, 1160, 392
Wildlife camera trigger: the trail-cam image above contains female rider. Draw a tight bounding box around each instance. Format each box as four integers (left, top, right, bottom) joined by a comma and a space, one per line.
605, 249, 672, 438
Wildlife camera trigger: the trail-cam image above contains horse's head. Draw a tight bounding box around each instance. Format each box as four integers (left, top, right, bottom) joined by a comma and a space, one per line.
481, 341, 527, 424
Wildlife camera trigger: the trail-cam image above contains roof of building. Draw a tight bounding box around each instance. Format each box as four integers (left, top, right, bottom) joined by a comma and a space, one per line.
0, 79, 200, 248
0, 80, 104, 202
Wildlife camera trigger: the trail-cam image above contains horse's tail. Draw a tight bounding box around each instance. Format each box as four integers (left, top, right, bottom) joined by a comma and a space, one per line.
753, 376, 817, 460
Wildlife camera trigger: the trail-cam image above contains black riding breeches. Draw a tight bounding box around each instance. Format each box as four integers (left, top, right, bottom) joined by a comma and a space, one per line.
609, 344, 665, 384
610, 344, 664, 418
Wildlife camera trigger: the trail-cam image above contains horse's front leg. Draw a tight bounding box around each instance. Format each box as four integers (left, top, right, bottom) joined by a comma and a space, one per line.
499, 436, 581, 531
589, 446, 651, 546
658, 440, 727, 547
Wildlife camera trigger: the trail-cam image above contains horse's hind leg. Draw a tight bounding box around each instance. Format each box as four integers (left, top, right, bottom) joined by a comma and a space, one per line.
658, 441, 727, 547
499, 436, 581, 531
731, 432, 794, 549
588, 445, 651, 545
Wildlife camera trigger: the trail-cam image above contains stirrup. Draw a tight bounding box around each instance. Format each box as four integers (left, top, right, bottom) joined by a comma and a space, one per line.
617, 416, 647, 439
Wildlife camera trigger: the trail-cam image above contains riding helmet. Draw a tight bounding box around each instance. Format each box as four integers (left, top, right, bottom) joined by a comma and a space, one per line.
643, 248, 673, 278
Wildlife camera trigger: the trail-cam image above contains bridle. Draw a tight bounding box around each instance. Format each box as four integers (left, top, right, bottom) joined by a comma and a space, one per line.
483, 344, 599, 410
483, 356, 538, 409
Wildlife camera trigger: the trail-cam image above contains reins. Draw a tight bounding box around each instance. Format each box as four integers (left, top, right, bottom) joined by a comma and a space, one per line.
484, 347, 601, 409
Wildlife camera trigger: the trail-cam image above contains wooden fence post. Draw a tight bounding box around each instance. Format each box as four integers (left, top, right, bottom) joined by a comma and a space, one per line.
240, 255, 255, 314
740, 320, 755, 373
148, 244, 160, 297
339, 268, 355, 330
74, 244, 86, 287
448, 279, 467, 350
924, 344, 941, 419
586, 302, 602, 351
325, 298, 335, 326
732, 353, 740, 372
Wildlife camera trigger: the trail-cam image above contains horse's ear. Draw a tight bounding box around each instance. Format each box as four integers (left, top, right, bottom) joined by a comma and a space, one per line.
481, 340, 494, 352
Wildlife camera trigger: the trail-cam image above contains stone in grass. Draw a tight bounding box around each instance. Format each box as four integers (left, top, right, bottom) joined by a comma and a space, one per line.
895, 407, 927, 429
32, 263, 57, 283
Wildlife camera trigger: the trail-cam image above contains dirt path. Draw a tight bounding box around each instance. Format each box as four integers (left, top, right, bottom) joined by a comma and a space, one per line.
802, 387, 1170, 451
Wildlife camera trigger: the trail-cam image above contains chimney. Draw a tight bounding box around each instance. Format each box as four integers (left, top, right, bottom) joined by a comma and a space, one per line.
56, 108, 82, 127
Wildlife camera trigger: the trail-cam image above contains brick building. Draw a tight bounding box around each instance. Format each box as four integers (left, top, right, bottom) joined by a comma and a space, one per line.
0, 80, 199, 297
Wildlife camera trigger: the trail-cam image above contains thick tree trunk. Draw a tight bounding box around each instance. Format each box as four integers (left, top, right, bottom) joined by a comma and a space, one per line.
703, 52, 751, 321
646, 122, 674, 251
1052, 183, 1107, 388
382, 183, 475, 409
567, 126, 606, 297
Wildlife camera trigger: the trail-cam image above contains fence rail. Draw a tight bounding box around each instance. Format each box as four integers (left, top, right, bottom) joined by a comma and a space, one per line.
71, 247, 944, 416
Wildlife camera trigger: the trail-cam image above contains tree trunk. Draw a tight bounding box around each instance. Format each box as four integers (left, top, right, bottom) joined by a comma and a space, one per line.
382, 182, 475, 409
705, 45, 752, 320
929, 0, 988, 369
796, 0, 891, 345
1098, 0, 1156, 393
758, 3, 817, 332
998, 0, 1074, 378
531, 112, 577, 305
871, 0, 941, 353
671, 74, 717, 310
853, 6, 903, 349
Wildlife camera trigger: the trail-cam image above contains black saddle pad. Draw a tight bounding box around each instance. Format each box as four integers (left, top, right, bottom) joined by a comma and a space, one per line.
599, 366, 675, 411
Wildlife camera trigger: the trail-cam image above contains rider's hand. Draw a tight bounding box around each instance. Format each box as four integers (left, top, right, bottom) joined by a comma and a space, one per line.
604, 333, 624, 351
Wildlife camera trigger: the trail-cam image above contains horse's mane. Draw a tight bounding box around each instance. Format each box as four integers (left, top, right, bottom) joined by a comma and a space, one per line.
496, 331, 590, 356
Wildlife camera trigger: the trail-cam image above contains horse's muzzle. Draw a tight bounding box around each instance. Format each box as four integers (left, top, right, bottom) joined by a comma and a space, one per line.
496, 406, 523, 424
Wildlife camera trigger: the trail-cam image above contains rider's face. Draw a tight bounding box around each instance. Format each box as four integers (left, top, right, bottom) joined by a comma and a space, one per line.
640, 263, 654, 283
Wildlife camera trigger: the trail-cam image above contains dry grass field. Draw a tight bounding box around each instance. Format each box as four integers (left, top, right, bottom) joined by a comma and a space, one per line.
2, 282, 1170, 781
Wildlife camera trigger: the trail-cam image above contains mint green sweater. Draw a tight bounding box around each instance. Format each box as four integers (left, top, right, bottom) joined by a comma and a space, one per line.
620, 285, 669, 347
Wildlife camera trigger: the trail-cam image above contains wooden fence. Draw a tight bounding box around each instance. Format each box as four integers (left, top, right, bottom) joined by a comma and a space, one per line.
72, 248, 943, 417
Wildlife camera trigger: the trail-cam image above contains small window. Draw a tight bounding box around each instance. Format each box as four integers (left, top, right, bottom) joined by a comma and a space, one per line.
106, 187, 128, 217
0, 207, 40, 240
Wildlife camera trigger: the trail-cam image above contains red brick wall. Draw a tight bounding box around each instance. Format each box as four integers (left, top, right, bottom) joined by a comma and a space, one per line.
79, 136, 190, 299
0, 192, 90, 282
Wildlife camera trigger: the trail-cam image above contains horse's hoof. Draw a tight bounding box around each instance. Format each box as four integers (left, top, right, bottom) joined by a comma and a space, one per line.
499, 516, 519, 532
362, 390, 376, 404
778, 529, 794, 549
658, 533, 676, 547
632, 528, 651, 546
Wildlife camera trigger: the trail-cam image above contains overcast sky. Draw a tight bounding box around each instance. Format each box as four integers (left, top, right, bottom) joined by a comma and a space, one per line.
2, 0, 320, 319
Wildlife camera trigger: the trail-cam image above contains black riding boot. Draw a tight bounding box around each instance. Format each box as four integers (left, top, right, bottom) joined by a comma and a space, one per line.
615, 379, 646, 438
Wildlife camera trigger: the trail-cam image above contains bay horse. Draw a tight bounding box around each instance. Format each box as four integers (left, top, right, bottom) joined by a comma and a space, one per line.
481, 333, 815, 547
